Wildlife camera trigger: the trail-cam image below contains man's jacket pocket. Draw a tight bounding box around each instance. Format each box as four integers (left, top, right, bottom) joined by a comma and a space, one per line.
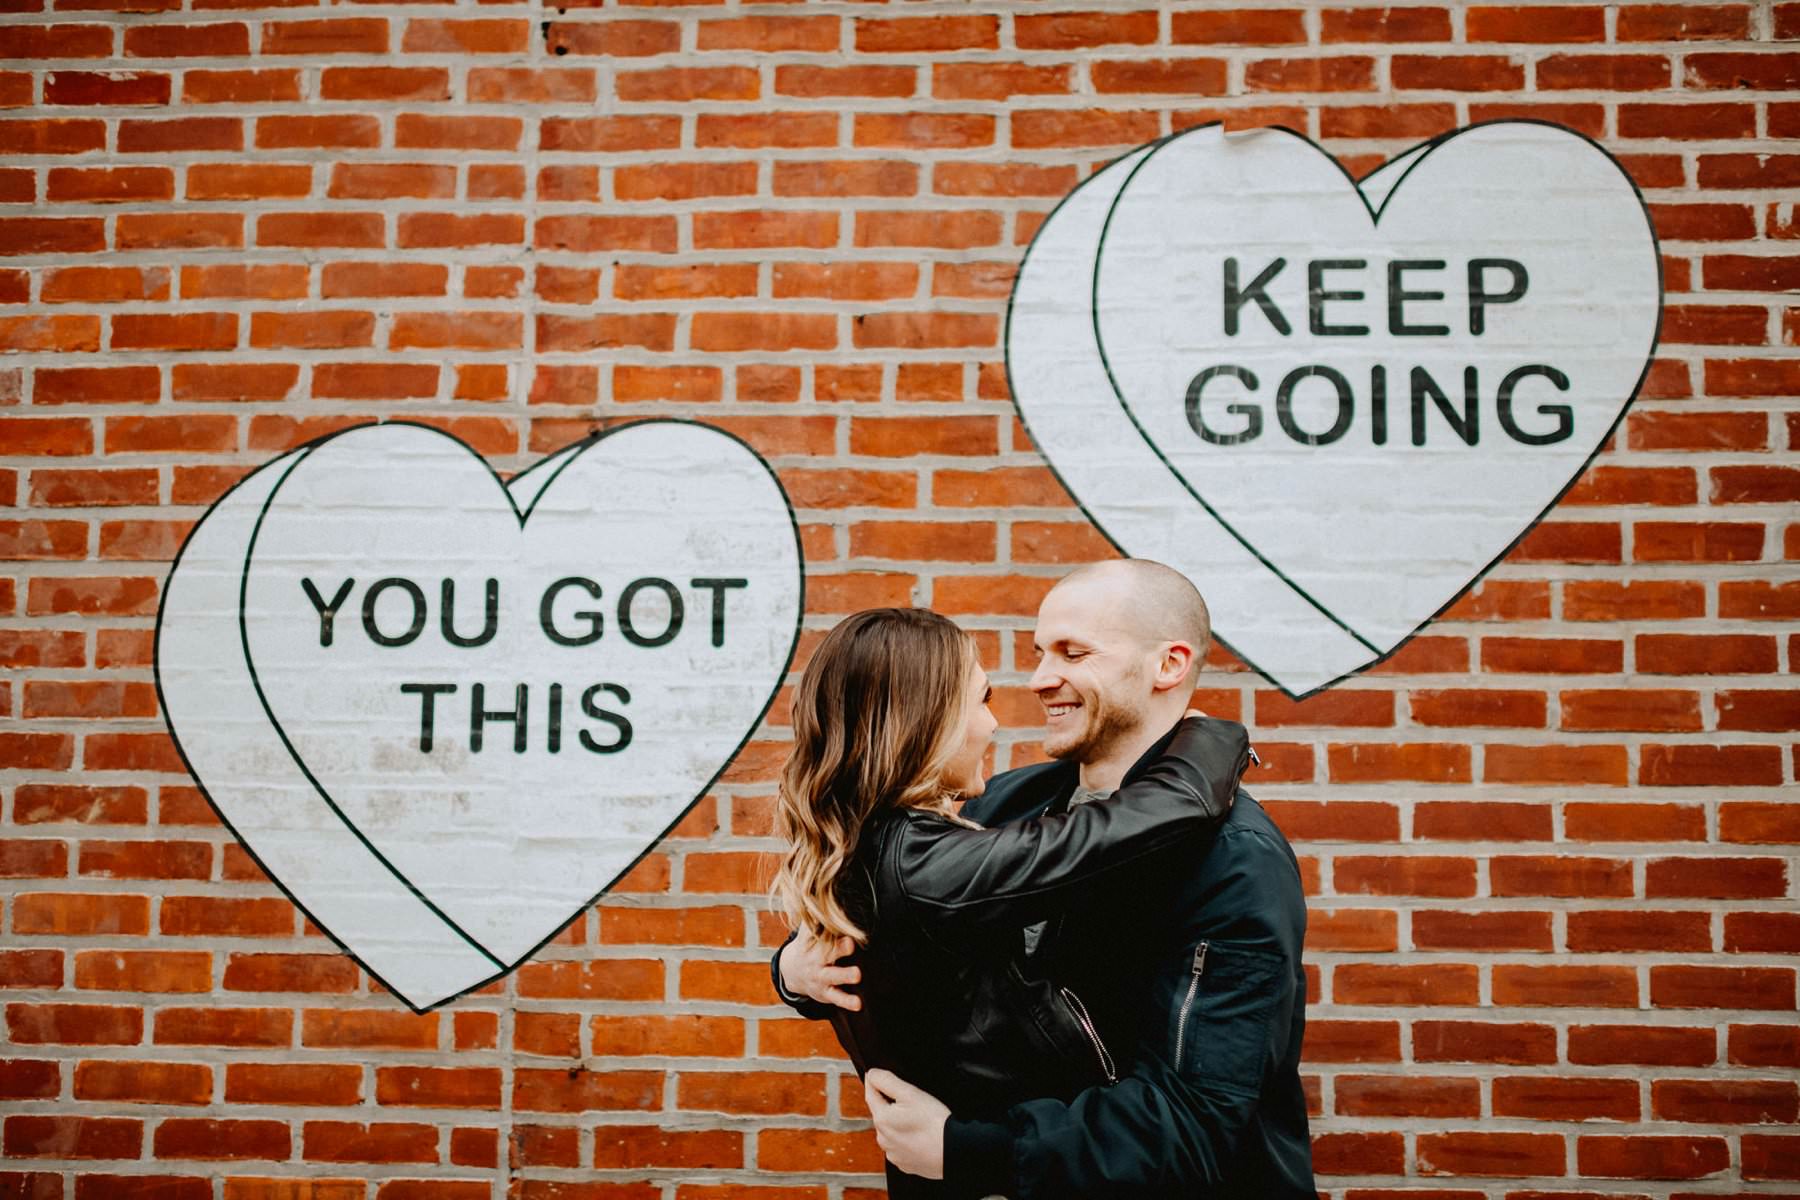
1168, 939, 1285, 1097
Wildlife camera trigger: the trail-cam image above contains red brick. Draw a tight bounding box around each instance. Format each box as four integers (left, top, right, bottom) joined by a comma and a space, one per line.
1743, 1133, 1800, 1181
1340, 112, 1469, 152
1327, 743, 1470, 784
124, 21, 249, 56
1560, 688, 1702, 732
1301, 1019, 1401, 1063
182, 69, 303, 106
1720, 581, 1800, 619
13, 785, 145, 825
1412, 910, 1553, 952
7, 1002, 142, 1045
543, 19, 678, 58
1493, 965, 1638, 1008
594, 1126, 742, 1170
302, 1121, 437, 1164
1480, 637, 1622, 674
768, 162, 917, 207
1012, 108, 1162, 148
1729, 1023, 1798, 1069
1571, 1023, 1716, 1066
74, 1060, 211, 1105
1641, 744, 1784, 787
375, 1066, 501, 1109
1493, 1076, 1640, 1121
1468, 5, 1605, 41
1717, 689, 1800, 731
1619, 4, 1750, 40
41, 265, 169, 304
301, 1009, 436, 1050
262, 18, 386, 54
1565, 465, 1696, 506
1310, 1130, 1405, 1176
0, 25, 114, 58
1579, 1134, 1731, 1180
1409, 689, 1546, 728
160, 896, 294, 938
512, 1068, 662, 1113
1323, 7, 1454, 41
757, 1127, 882, 1174
255, 115, 377, 151
1647, 856, 1787, 899
1638, 632, 1777, 674
1620, 102, 1756, 139
4, 1115, 142, 1160
74, 949, 210, 993
1393, 54, 1525, 90
0, 1058, 60, 1100
1413, 801, 1552, 842
1568, 909, 1712, 953
1334, 963, 1479, 1005
692, 14, 829, 52
45, 71, 170, 106
1564, 801, 1705, 842
853, 15, 997, 52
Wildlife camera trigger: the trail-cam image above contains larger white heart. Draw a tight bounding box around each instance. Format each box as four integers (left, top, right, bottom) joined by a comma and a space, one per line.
1010, 122, 1660, 696
159, 422, 802, 1009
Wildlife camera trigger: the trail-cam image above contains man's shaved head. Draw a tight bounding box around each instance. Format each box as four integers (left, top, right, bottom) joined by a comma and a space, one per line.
1052, 559, 1212, 666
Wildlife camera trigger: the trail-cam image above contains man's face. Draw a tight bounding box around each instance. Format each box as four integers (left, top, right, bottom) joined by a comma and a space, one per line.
1028, 579, 1158, 764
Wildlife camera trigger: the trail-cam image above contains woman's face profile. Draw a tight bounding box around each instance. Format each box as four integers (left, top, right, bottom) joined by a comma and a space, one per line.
940, 656, 997, 799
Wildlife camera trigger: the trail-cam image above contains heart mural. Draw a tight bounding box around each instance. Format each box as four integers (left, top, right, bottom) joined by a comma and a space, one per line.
1008, 120, 1662, 697
156, 421, 804, 1010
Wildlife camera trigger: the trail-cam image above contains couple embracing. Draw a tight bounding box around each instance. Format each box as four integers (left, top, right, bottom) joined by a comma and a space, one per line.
769, 559, 1314, 1198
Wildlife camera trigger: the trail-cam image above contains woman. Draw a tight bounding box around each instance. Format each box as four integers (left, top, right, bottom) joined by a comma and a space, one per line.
771, 607, 1249, 1194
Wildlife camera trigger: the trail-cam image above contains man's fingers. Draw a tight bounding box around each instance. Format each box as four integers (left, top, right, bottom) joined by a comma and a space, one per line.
864, 1075, 893, 1112
866, 1068, 924, 1102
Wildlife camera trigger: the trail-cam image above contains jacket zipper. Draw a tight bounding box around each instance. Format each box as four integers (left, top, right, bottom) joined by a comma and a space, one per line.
1173, 940, 1209, 1068
1058, 986, 1117, 1085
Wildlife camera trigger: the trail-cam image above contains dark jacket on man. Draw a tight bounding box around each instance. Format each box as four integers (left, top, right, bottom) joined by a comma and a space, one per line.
943, 720, 1315, 1199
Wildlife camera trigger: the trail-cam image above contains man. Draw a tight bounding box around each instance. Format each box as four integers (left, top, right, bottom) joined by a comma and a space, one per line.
774, 560, 1313, 1197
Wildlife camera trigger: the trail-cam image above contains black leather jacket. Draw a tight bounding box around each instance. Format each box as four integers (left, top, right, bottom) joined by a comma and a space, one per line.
771, 716, 1251, 1196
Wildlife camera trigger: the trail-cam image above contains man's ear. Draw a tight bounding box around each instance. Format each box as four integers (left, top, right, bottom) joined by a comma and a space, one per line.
1150, 641, 1197, 693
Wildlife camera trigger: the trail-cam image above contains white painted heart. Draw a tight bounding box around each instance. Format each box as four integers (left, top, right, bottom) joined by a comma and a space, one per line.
158, 422, 803, 1009
1008, 121, 1661, 696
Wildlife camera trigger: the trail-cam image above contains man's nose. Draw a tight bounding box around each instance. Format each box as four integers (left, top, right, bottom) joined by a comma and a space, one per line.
1029, 659, 1057, 694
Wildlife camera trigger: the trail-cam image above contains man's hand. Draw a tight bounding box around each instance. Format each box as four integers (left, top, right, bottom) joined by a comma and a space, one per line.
778, 930, 861, 1011
866, 1068, 949, 1180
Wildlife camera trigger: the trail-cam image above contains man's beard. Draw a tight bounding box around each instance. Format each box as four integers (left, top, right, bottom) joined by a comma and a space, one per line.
1045, 689, 1147, 764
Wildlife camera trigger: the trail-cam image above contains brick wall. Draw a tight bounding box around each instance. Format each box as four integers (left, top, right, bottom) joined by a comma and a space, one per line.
2, 1, 1797, 1196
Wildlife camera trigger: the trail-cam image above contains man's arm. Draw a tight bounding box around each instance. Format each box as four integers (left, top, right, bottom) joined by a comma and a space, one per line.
921, 826, 1308, 1198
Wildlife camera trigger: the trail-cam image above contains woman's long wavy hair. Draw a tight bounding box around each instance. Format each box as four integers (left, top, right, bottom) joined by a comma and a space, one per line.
772, 607, 978, 944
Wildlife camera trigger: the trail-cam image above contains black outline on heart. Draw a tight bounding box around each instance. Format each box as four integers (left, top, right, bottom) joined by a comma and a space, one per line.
154, 418, 806, 1012
1006, 118, 1664, 700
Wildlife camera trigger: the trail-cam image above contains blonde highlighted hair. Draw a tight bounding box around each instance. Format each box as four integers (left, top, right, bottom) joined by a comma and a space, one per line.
772, 608, 978, 944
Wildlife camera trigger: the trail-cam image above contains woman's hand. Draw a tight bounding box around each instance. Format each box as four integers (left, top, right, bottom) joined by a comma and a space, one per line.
779, 931, 862, 1011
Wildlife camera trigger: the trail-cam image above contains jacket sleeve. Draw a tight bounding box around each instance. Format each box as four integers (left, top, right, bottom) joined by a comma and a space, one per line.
896, 716, 1247, 935
941, 825, 1308, 1200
